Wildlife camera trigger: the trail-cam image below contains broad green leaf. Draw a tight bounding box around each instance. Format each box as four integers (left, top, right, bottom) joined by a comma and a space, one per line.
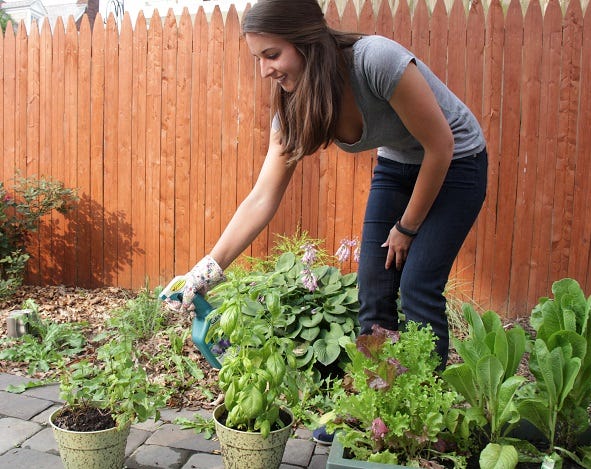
493, 328, 509, 374
548, 330, 586, 360
341, 272, 357, 287
323, 312, 347, 324
325, 322, 345, 340
516, 399, 551, 439
442, 363, 480, 407
496, 376, 526, 429
505, 326, 526, 377
479, 443, 518, 469
295, 346, 314, 368
275, 252, 296, 272
533, 339, 558, 406
482, 310, 504, 335
299, 314, 323, 328
240, 386, 264, 421
464, 304, 487, 341
321, 283, 341, 295
266, 352, 286, 385
476, 355, 504, 409
313, 339, 341, 366
300, 326, 320, 341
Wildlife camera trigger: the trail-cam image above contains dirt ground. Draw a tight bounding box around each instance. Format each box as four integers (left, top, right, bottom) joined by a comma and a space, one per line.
0, 285, 222, 410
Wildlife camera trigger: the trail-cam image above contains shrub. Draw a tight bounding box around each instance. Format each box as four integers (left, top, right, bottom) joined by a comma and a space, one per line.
0, 175, 77, 297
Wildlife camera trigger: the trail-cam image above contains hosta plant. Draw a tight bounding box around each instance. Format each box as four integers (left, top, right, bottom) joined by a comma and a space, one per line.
324, 323, 466, 467
207, 233, 359, 376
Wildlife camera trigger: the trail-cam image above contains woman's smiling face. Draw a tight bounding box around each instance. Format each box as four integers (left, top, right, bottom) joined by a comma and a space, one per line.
245, 33, 305, 93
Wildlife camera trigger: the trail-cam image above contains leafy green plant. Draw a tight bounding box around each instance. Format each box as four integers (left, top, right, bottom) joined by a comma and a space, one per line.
103, 285, 166, 341
56, 337, 170, 429
442, 305, 526, 468
0, 8, 12, 33
175, 412, 217, 439
324, 323, 465, 467
149, 327, 205, 388
212, 286, 299, 437
516, 278, 591, 466
0, 300, 87, 375
0, 175, 77, 297
208, 236, 359, 375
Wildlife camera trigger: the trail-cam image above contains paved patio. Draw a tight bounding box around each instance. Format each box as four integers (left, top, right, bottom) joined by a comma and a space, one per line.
0, 373, 329, 469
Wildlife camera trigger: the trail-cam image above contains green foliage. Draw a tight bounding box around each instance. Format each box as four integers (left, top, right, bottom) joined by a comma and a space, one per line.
208, 234, 359, 375
0, 175, 78, 297
103, 286, 167, 340
326, 323, 464, 467
175, 412, 216, 440
443, 305, 527, 468
213, 287, 299, 437
0, 9, 12, 34
96, 285, 205, 394
516, 278, 591, 465
148, 327, 205, 388
0, 300, 87, 375
59, 337, 170, 428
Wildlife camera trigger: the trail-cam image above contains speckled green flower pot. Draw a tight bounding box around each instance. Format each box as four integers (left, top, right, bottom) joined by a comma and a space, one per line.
49, 408, 130, 469
213, 404, 293, 469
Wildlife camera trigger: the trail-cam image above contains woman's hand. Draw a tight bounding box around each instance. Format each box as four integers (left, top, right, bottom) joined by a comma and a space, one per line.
381, 226, 414, 270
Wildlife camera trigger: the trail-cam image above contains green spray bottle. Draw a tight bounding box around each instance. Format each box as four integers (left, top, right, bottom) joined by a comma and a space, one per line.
159, 276, 222, 369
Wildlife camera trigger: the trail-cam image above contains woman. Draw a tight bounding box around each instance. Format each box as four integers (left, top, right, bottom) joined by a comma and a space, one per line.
166, 0, 487, 370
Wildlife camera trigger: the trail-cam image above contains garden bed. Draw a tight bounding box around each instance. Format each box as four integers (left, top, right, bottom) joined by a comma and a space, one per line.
0, 284, 535, 409
0, 284, 222, 410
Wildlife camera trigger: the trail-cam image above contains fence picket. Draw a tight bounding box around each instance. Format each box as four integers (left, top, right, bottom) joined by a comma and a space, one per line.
131, 11, 148, 288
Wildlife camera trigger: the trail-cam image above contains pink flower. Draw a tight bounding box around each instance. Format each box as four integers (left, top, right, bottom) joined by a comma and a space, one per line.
302, 243, 317, 266
335, 238, 360, 263
300, 267, 318, 292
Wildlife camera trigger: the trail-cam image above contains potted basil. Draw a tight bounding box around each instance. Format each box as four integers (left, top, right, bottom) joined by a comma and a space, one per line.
49, 337, 169, 469
208, 282, 299, 469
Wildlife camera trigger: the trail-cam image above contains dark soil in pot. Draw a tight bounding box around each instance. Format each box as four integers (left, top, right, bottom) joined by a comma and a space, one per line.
215, 407, 293, 433
52, 405, 116, 432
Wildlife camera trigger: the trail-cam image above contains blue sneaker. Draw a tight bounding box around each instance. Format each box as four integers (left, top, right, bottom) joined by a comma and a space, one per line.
312, 426, 334, 445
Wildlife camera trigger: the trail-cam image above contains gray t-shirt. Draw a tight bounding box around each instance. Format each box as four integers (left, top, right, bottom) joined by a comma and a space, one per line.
273, 35, 485, 164
336, 35, 485, 164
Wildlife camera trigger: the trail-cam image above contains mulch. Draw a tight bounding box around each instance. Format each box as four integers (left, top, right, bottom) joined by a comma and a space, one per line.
0, 285, 222, 410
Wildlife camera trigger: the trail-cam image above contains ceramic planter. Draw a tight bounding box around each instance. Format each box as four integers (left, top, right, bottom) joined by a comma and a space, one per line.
213, 404, 293, 469
49, 408, 130, 469
326, 438, 411, 469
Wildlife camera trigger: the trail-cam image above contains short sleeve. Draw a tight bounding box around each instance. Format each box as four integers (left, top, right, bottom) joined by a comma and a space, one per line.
357, 36, 416, 101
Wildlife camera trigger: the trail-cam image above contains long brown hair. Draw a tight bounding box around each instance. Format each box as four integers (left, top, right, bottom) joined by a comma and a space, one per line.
242, 0, 360, 162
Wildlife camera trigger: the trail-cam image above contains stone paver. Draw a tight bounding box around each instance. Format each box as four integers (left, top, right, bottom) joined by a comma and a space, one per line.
182, 451, 224, 469
0, 417, 44, 454
126, 427, 152, 457
22, 427, 59, 453
146, 423, 221, 452
0, 373, 39, 391
23, 382, 63, 402
126, 444, 190, 469
283, 438, 316, 466
0, 448, 64, 469
0, 390, 53, 419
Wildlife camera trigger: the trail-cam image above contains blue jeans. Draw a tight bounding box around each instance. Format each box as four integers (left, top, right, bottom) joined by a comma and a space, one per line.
357, 149, 488, 367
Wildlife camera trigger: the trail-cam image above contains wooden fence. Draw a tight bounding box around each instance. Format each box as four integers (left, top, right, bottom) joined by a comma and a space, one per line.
1, 0, 590, 318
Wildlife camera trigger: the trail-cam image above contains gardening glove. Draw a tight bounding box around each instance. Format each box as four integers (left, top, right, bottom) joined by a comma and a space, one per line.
164, 255, 225, 315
